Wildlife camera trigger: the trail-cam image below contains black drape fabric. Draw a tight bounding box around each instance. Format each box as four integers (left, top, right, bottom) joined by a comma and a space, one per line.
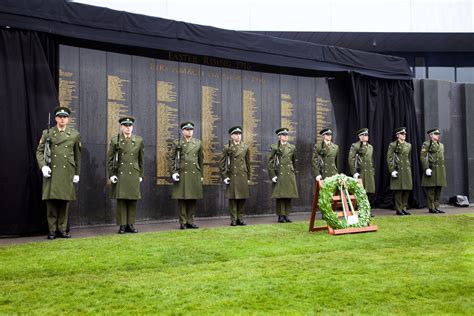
0, 29, 59, 235
0, 0, 413, 80
348, 73, 425, 208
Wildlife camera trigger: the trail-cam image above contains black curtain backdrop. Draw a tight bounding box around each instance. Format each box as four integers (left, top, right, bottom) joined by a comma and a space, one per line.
349, 73, 425, 208
0, 29, 59, 235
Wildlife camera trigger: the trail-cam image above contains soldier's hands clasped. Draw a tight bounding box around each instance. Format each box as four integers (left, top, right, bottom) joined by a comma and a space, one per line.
139, 177, 143, 182
110, 175, 118, 183
172, 173, 180, 182
315, 175, 322, 181
41, 166, 52, 178
73, 175, 80, 183
224, 177, 230, 184
425, 168, 432, 176
391, 171, 398, 178
353, 173, 360, 179
272, 176, 278, 183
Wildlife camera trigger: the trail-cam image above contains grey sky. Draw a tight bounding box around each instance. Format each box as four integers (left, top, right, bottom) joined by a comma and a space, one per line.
75, 0, 473, 32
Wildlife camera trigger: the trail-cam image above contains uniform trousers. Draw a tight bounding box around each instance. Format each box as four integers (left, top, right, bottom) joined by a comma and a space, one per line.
229, 199, 246, 220
116, 199, 137, 225
425, 186, 442, 209
276, 198, 292, 216
178, 199, 196, 225
46, 199, 69, 232
393, 190, 410, 211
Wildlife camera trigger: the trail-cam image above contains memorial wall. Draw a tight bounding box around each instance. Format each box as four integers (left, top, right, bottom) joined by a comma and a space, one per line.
59, 45, 338, 226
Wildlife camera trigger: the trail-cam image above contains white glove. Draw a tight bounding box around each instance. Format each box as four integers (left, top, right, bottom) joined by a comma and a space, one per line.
41, 166, 51, 178
353, 173, 360, 179
224, 177, 230, 184
315, 175, 322, 181
201, 177, 204, 182
110, 175, 118, 183
425, 168, 432, 176
272, 176, 278, 183
391, 171, 398, 178
73, 175, 80, 183
139, 177, 143, 182
172, 173, 180, 182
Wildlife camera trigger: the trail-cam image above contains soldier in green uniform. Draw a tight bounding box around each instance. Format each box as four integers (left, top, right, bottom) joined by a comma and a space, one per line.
387, 127, 413, 215
312, 127, 339, 181
420, 128, 447, 214
36, 107, 81, 240
220, 126, 251, 226
168, 121, 203, 229
348, 128, 375, 194
268, 128, 298, 223
107, 117, 144, 234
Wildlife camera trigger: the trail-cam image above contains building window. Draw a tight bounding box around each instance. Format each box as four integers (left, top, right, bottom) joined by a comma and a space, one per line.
415, 57, 426, 79
428, 67, 455, 82
456, 67, 474, 83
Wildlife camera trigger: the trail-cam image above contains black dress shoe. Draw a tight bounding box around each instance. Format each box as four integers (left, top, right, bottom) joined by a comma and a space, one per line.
284, 216, 292, 223
59, 231, 71, 238
186, 223, 199, 229
118, 225, 126, 234
436, 208, 445, 213
127, 224, 138, 233
47, 231, 56, 240
428, 209, 438, 214
230, 220, 237, 226
402, 210, 412, 215
179, 224, 187, 230
236, 219, 246, 226
278, 216, 285, 223
396, 210, 405, 216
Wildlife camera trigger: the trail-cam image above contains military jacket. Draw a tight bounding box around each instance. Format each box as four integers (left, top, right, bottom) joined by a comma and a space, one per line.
168, 138, 204, 200
348, 141, 375, 193
220, 142, 251, 199
311, 141, 339, 179
36, 126, 81, 201
387, 140, 412, 190
107, 134, 144, 200
268, 143, 298, 199
420, 140, 446, 187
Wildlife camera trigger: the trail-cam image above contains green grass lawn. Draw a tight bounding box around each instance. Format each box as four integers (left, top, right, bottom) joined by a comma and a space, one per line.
1, 214, 473, 315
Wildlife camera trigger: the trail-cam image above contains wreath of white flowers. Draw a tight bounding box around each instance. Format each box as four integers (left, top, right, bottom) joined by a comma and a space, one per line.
319, 174, 372, 229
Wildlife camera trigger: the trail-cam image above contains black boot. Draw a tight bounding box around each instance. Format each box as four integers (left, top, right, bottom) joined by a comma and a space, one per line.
428, 209, 438, 214
47, 231, 56, 240
396, 210, 405, 216
118, 225, 126, 234
179, 224, 187, 230
186, 223, 199, 229
402, 210, 411, 215
230, 220, 237, 226
436, 208, 445, 213
127, 224, 138, 233
59, 231, 71, 238
236, 219, 246, 226
284, 216, 292, 223
278, 216, 285, 223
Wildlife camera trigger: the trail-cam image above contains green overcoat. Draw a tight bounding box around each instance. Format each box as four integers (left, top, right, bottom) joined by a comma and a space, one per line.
311, 141, 339, 179
220, 142, 251, 199
107, 134, 144, 200
268, 143, 298, 199
387, 140, 413, 190
420, 140, 447, 187
348, 141, 375, 193
168, 138, 204, 200
36, 126, 81, 201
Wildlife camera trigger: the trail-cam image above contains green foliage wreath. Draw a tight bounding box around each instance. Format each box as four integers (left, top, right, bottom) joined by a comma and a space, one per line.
319, 174, 372, 229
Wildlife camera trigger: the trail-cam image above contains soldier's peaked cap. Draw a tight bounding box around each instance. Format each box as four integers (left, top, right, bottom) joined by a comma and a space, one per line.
394, 127, 406, 135
275, 127, 289, 135
180, 121, 195, 130
53, 106, 71, 117
229, 126, 242, 134
319, 127, 333, 135
119, 116, 135, 125
357, 128, 369, 136
427, 128, 440, 135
